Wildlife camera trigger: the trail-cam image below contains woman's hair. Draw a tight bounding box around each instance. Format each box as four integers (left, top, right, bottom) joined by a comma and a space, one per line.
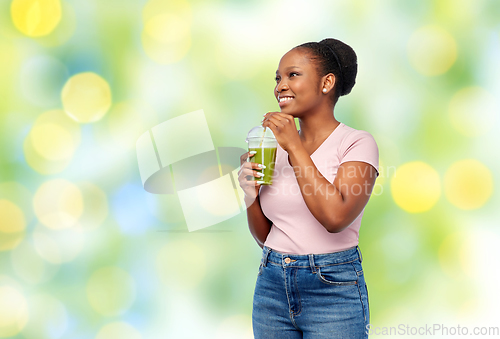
294, 38, 358, 104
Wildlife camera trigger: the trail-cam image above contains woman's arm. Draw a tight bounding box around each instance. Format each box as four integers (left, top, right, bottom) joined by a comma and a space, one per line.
288, 144, 377, 233
238, 152, 272, 247
262, 112, 378, 233
244, 195, 272, 248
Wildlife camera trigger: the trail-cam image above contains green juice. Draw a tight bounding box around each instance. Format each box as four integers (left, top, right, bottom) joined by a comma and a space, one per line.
249, 147, 277, 185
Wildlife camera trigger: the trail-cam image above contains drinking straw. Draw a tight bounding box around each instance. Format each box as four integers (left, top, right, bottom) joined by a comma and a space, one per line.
258, 126, 266, 148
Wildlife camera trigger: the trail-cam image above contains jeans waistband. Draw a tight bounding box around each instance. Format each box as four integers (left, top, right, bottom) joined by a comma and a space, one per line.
261, 245, 363, 273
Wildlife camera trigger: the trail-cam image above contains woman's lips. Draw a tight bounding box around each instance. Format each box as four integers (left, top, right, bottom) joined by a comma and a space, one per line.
278, 97, 294, 108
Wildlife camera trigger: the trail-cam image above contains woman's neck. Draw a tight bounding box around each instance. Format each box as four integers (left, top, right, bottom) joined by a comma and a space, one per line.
298, 112, 340, 143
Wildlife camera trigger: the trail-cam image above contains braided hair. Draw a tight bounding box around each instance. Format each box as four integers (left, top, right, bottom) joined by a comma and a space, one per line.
294, 38, 358, 104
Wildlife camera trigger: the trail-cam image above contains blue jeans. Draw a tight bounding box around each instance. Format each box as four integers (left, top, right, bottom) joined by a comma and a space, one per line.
252, 245, 369, 338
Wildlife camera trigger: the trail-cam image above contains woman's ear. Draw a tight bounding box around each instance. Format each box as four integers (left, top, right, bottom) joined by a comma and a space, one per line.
322, 73, 336, 93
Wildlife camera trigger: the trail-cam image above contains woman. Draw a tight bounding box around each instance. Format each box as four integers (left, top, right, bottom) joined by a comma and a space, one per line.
238, 38, 379, 338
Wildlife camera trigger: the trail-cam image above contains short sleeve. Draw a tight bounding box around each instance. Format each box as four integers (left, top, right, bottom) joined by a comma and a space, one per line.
339, 130, 379, 176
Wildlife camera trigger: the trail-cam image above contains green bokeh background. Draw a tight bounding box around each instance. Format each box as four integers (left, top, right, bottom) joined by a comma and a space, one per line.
1, 0, 499, 338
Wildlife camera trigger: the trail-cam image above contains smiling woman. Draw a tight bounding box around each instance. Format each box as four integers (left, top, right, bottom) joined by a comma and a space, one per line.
238, 38, 379, 339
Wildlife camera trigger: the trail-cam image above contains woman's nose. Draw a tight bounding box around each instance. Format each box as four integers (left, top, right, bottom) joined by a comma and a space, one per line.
276, 81, 289, 93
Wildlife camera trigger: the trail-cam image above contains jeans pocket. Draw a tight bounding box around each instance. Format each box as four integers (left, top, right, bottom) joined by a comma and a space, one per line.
352, 261, 364, 277
316, 263, 358, 286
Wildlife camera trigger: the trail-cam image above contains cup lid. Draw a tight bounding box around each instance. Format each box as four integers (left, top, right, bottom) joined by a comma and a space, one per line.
246, 126, 276, 142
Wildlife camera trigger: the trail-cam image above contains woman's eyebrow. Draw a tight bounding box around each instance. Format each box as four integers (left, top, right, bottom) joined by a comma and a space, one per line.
275, 66, 301, 74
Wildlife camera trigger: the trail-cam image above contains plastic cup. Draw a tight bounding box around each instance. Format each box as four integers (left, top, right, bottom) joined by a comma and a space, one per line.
246, 126, 277, 185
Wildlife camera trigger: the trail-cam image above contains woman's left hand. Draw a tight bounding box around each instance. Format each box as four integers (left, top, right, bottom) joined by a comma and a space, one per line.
262, 112, 301, 153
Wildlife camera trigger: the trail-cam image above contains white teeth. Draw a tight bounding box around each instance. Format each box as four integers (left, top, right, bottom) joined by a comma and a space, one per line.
279, 97, 293, 102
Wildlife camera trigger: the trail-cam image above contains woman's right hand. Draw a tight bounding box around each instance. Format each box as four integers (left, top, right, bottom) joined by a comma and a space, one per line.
238, 151, 264, 205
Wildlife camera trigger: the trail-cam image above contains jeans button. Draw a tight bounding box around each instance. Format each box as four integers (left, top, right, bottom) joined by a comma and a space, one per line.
284, 257, 291, 264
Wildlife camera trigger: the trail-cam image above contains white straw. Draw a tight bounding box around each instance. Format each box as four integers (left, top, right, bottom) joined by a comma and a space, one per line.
259, 127, 266, 148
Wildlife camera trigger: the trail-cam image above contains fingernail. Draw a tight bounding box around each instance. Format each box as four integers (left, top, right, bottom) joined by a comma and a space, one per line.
258, 164, 266, 169
256, 180, 265, 184
256, 172, 264, 177
249, 151, 257, 154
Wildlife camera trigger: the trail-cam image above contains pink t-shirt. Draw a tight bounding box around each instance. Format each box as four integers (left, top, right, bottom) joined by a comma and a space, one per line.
259, 122, 379, 255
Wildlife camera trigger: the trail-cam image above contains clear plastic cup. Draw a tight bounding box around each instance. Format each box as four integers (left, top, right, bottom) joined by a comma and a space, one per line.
246, 126, 277, 185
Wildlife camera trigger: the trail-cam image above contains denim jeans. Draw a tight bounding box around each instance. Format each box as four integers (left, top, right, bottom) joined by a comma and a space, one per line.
252, 245, 369, 338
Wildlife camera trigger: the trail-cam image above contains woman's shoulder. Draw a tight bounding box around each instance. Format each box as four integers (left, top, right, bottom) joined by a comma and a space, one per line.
336, 122, 377, 144
334, 122, 378, 157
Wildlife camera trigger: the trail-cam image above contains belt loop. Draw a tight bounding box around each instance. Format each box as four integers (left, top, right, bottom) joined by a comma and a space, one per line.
356, 245, 363, 263
308, 254, 316, 273
262, 246, 271, 267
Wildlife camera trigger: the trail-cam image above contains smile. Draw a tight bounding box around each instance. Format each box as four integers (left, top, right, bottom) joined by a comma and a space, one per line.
278, 96, 294, 108
279, 96, 294, 103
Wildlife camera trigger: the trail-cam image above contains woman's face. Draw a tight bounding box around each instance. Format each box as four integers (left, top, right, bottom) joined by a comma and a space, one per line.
274, 48, 324, 116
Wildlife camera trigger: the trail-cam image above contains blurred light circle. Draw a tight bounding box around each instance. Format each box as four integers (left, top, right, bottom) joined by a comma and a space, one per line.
391, 161, 441, 213
61, 72, 112, 123
444, 159, 493, 210
95, 322, 142, 339
21, 294, 67, 339
10, 240, 59, 284
19, 55, 68, 107
33, 1, 76, 47
86, 267, 136, 316
434, 0, 485, 27
0, 200, 26, 252
448, 87, 498, 137
33, 179, 83, 230
32, 224, 84, 264
438, 231, 473, 280
408, 25, 457, 76
0, 182, 34, 226
112, 184, 153, 235
156, 239, 207, 290
10, 0, 62, 37
23, 110, 81, 175
78, 183, 108, 231
215, 314, 253, 339
144, 13, 188, 44
141, 0, 191, 64
31, 123, 74, 161
0, 285, 28, 337
0, 200, 25, 234
23, 137, 71, 175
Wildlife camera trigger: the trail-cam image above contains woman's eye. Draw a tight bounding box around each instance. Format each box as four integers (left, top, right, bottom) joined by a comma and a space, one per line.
275, 73, 298, 82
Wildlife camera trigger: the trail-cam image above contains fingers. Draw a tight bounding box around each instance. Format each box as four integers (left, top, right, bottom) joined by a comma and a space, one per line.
262, 112, 292, 129
238, 152, 265, 180
263, 112, 293, 121
238, 163, 265, 180
240, 150, 257, 166
263, 116, 289, 129
237, 161, 266, 196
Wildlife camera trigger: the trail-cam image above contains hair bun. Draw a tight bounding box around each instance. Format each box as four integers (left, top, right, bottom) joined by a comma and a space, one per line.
318, 38, 358, 97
